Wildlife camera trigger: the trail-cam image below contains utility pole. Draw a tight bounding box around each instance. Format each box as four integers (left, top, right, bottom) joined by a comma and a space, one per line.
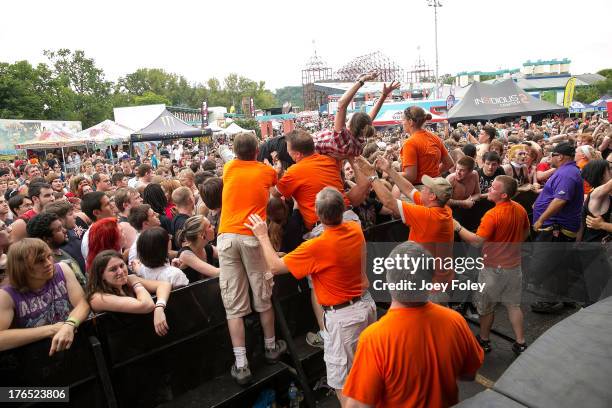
427, 0, 442, 98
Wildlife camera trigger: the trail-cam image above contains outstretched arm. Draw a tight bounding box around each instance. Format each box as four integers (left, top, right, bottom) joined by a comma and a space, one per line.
335, 71, 379, 132
368, 81, 401, 121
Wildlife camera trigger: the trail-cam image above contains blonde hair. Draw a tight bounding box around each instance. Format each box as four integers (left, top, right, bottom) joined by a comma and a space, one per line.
7, 238, 52, 292
507, 144, 528, 161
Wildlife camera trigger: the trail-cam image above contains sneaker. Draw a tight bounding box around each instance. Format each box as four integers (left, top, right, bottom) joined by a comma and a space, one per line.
265, 339, 287, 364
476, 334, 492, 353
231, 364, 252, 386
306, 332, 324, 349
512, 341, 528, 356
531, 301, 563, 313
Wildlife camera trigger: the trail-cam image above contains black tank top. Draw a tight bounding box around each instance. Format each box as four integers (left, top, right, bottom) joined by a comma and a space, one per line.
511, 164, 527, 186
582, 194, 612, 243
177, 245, 216, 283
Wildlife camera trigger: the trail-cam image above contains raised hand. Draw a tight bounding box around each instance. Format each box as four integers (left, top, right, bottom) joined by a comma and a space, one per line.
358, 70, 379, 83
382, 81, 401, 95
354, 156, 376, 177
375, 156, 392, 173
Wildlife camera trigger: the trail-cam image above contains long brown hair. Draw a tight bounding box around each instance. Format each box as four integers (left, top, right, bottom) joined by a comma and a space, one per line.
348, 112, 375, 140
7, 238, 52, 292
266, 197, 289, 251
86, 250, 133, 303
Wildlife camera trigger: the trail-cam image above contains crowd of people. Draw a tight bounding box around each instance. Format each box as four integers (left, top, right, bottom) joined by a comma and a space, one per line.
0, 69, 611, 407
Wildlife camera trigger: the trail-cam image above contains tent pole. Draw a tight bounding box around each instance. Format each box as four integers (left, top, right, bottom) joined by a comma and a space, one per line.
61, 147, 66, 173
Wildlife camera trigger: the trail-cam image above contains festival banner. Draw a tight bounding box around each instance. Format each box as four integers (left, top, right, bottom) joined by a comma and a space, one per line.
563, 77, 577, 108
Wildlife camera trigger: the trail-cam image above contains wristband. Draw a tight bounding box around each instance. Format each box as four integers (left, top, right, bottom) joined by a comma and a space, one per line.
66, 317, 80, 328
155, 300, 167, 308
456, 226, 462, 234
357, 79, 365, 86
132, 282, 144, 290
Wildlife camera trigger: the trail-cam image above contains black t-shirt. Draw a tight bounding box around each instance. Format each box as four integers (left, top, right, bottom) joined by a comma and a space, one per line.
477, 167, 505, 194
257, 136, 295, 169
170, 213, 190, 249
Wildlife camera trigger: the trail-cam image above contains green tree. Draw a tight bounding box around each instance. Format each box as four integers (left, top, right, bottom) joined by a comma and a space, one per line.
275, 86, 304, 108
233, 118, 261, 139
597, 69, 612, 81
574, 86, 600, 104
44, 49, 112, 127
133, 91, 171, 106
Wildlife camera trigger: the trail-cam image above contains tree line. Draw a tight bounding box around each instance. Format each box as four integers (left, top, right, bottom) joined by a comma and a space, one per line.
0, 49, 303, 128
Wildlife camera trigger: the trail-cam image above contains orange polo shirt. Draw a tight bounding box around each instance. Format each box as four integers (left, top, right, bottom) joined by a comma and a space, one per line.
219, 159, 277, 235
276, 153, 350, 230
282, 221, 368, 306
398, 191, 454, 283
400, 129, 450, 184
343, 303, 484, 408
476, 200, 530, 268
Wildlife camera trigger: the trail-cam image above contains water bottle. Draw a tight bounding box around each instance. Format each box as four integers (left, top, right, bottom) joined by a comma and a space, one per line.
288, 382, 303, 408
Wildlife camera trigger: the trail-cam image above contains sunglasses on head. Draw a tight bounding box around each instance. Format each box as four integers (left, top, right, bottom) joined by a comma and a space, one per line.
551, 153, 561, 157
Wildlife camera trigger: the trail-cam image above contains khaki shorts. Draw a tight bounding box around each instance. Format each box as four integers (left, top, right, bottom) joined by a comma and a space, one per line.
474, 265, 522, 316
321, 291, 376, 390
218, 233, 273, 319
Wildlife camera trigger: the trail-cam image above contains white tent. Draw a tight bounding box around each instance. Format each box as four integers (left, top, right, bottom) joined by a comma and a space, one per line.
205, 123, 224, 133
223, 123, 255, 136
75, 120, 133, 145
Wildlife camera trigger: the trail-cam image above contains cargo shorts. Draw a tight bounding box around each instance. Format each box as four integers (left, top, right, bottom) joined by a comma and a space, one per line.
217, 233, 273, 319
474, 265, 522, 316
321, 291, 376, 390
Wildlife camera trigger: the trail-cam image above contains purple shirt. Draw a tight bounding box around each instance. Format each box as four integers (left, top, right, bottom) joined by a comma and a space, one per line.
1, 264, 71, 328
533, 161, 584, 232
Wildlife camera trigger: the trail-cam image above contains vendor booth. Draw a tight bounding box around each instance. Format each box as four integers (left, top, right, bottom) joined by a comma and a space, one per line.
447, 79, 567, 122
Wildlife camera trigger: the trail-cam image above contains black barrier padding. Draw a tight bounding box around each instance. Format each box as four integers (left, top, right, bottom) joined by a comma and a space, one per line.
493, 296, 612, 408
0, 321, 107, 408
92, 278, 272, 407
96, 278, 225, 366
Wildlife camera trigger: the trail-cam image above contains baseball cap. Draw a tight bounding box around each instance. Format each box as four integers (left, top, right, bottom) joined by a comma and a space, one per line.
552, 142, 575, 157
421, 175, 453, 202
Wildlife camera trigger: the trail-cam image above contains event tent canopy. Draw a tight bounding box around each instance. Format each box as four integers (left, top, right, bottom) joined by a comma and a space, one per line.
590, 95, 611, 111
373, 109, 446, 126
75, 120, 133, 145
447, 79, 567, 122
130, 109, 210, 142
222, 122, 255, 136
14, 129, 85, 149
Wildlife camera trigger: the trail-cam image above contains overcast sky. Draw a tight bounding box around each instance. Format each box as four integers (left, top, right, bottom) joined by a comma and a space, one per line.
2, 0, 611, 91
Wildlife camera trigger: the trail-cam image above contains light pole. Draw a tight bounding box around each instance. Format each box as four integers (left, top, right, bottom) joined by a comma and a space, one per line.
427, 0, 442, 98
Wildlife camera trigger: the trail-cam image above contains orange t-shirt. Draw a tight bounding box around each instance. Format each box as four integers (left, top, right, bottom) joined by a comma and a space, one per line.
276, 153, 349, 230
399, 192, 454, 283
218, 159, 277, 235
282, 221, 368, 306
476, 200, 530, 268
343, 303, 484, 408
400, 129, 450, 184
577, 159, 592, 195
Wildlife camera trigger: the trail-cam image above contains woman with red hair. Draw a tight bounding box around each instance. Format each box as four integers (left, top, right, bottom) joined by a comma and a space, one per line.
86, 217, 123, 272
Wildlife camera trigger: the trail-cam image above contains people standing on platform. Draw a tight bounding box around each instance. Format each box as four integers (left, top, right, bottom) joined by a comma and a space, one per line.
217, 132, 286, 385
245, 187, 375, 405
400, 106, 454, 185
454, 175, 530, 355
